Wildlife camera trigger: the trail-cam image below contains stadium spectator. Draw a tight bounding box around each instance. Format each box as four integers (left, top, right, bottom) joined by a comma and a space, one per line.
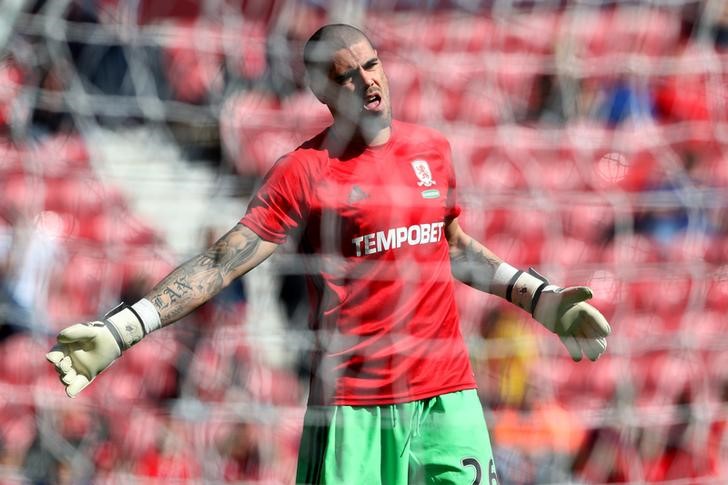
642, 387, 721, 481
46, 23, 611, 484
571, 423, 641, 482
523, 72, 568, 125
218, 421, 263, 482
0, 222, 30, 339
473, 306, 539, 409
599, 75, 655, 127
713, 2, 728, 49
0, 208, 57, 334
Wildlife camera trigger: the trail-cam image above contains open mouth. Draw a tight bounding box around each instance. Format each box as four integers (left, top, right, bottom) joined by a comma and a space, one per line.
364, 93, 381, 110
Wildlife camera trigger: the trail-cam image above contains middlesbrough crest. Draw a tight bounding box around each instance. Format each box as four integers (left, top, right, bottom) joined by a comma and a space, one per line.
411, 160, 436, 187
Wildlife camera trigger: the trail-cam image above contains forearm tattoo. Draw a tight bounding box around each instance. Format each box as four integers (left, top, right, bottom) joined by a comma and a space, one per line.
450, 239, 500, 291
147, 227, 261, 325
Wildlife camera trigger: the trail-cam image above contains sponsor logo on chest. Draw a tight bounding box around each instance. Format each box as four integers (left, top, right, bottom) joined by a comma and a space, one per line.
351, 221, 445, 257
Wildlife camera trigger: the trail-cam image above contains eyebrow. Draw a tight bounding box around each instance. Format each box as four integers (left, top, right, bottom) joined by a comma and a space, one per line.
334, 56, 379, 82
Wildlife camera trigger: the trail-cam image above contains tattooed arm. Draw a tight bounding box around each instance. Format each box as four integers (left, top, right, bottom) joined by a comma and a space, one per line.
446, 218, 503, 293
46, 224, 278, 397
146, 224, 278, 326
446, 217, 610, 361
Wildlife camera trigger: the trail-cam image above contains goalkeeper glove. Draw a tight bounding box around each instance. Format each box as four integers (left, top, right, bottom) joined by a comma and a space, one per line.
45, 299, 161, 398
494, 264, 611, 361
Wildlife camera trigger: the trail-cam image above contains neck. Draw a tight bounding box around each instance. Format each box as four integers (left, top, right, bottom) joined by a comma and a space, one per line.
329, 116, 391, 150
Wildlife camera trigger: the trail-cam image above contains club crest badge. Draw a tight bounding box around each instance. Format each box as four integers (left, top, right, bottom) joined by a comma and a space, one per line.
411, 160, 436, 187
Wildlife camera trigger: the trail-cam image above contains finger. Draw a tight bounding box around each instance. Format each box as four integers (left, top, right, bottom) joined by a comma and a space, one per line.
46, 348, 66, 365
579, 303, 611, 336
559, 286, 593, 307
572, 317, 606, 360
58, 356, 73, 373
66, 374, 91, 398
580, 335, 607, 361
573, 309, 602, 339
560, 335, 583, 361
61, 368, 78, 385
58, 324, 97, 343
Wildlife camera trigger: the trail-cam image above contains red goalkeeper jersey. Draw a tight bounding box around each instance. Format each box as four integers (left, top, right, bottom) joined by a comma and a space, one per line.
241, 120, 476, 406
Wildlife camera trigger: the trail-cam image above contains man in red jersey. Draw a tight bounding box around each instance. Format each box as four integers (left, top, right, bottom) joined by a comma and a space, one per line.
47, 24, 611, 484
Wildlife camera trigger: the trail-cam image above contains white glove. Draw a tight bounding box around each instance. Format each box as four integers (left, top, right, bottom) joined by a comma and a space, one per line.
46, 301, 159, 397
532, 284, 611, 361
496, 266, 611, 361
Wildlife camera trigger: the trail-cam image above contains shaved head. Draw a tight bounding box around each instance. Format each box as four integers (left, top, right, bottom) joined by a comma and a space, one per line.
303, 24, 374, 74
303, 23, 391, 147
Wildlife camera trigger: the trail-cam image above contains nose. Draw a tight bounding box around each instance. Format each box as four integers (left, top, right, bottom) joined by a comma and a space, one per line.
357, 66, 375, 88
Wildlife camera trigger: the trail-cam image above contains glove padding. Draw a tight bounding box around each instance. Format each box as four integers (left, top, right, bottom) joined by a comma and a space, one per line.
533, 285, 611, 362
45, 322, 122, 398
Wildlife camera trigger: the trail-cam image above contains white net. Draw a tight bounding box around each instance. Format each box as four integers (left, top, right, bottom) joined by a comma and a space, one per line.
1, 0, 728, 483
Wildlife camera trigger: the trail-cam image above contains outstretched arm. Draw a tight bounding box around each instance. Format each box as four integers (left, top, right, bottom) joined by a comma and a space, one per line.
46, 223, 278, 397
147, 224, 277, 325
446, 218, 611, 362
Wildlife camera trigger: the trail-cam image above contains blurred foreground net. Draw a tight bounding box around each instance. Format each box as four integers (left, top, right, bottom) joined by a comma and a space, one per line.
0, 1, 727, 483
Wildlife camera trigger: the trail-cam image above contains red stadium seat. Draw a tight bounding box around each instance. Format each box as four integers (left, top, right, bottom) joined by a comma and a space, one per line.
582, 269, 622, 319
245, 363, 302, 406
366, 12, 449, 54
220, 91, 330, 174
664, 232, 712, 263
467, 144, 529, 191
226, 19, 269, 81
602, 233, 663, 266
561, 203, 615, 242
0, 335, 48, 385
117, 245, 175, 288
42, 176, 124, 216
161, 20, 225, 103
627, 273, 692, 317
107, 407, 165, 461
693, 153, 728, 188
0, 138, 23, 173
0, 402, 36, 458
532, 148, 591, 192
0, 58, 24, 129
494, 12, 559, 55
0, 172, 44, 213
705, 235, 728, 265
380, 57, 424, 124
544, 235, 602, 268
27, 134, 90, 175
53, 247, 124, 321
706, 271, 728, 312
481, 233, 532, 267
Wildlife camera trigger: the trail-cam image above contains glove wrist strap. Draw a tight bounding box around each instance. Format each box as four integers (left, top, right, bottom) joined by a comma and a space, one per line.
103, 299, 161, 351
526, 268, 550, 315
131, 299, 162, 334
493, 263, 552, 315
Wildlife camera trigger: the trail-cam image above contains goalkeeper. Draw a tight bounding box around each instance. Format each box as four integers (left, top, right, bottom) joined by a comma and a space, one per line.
46, 24, 611, 485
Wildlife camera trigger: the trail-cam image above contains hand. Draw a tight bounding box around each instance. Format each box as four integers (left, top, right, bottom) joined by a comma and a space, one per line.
46, 322, 122, 398
533, 285, 611, 362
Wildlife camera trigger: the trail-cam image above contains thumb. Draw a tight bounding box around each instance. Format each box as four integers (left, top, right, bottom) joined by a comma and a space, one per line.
558, 286, 593, 307
57, 323, 98, 344
46, 346, 65, 365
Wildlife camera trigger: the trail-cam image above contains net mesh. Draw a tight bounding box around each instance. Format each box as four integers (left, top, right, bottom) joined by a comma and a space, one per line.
1, 0, 728, 483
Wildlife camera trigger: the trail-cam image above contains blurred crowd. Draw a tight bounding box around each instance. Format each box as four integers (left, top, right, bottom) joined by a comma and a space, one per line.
1, 0, 728, 483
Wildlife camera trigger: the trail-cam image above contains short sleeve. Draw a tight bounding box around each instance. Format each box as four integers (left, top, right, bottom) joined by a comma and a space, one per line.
240, 154, 311, 244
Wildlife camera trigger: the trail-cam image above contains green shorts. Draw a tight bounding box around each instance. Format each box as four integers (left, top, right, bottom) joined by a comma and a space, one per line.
295, 389, 498, 485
